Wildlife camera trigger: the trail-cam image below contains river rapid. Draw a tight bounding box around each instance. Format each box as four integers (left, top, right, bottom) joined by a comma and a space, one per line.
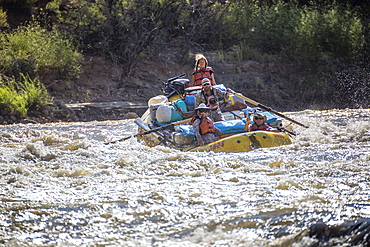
1, 108, 370, 246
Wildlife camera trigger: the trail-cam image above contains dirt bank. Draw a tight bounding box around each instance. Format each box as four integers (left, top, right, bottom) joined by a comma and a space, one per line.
1, 54, 332, 124
47, 54, 314, 109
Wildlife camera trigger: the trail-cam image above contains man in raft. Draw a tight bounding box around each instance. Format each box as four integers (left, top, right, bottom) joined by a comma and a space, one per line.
194, 78, 231, 122
244, 113, 278, 132
190, 103, 222, 146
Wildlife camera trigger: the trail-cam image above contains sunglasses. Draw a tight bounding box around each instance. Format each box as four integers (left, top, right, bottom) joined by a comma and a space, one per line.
198, 109, 209, 113
255, 117, 264, 120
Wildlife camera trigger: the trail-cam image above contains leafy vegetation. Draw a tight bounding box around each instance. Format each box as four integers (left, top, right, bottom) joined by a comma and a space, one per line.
0, 0, 369, 118
0, 23, 81, 118
0, 74, 51, 117
0, 23, 82, 79
0, 7, 7, 29
48, 0, 367, 66
231, 1, 364, 64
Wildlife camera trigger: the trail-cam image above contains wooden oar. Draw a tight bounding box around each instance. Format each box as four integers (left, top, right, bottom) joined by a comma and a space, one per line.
104, 118, 191, 145
281, 127, 297, 136
230, 90, 309, 128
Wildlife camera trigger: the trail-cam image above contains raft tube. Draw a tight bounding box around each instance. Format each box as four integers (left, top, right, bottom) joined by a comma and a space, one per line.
186, 131, 292, 153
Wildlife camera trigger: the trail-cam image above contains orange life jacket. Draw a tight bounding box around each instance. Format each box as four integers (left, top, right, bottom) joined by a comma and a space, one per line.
192, 67, 213, 86
199, 117, 216, 135
190, 116, 216, 135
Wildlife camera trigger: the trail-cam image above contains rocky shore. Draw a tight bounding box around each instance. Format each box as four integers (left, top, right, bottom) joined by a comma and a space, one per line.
0, 101, 148, 125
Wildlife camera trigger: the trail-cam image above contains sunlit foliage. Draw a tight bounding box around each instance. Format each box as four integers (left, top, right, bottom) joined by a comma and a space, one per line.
0, 7, 7, 28
0, 74, 51, 117
0, 23, 82, 79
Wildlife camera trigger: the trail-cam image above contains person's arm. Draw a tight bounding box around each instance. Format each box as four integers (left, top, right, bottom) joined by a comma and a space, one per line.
194, 92, 203, 109
214, 126, 222, 137
215, 88, 231, 100
211, 72, 216, 85
190, 69, 196, 87
192, 119, 204, 145
244, 117, 251, 132
190, 74, 195, 87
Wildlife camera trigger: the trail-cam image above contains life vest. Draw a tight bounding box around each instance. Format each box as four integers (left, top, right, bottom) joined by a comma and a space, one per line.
199, 117, 216, 135
190, 116, 216, 135
202, 89, 219, 110
192, 67, 213, 86
249, 123, 271, 131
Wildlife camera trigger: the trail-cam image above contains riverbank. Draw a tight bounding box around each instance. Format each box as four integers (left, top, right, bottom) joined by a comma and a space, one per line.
1, 101, 148, 125
0, 54, 347, 124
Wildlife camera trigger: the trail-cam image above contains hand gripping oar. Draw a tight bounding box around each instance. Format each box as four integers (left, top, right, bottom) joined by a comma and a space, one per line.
230, 90, 309, 128
104, 118, 191, 145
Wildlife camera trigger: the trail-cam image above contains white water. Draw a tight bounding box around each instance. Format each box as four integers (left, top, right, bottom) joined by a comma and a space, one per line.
1, 108, 370, 246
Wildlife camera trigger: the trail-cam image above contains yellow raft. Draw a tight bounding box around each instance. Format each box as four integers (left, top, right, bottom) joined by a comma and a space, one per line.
184, 131, 292, 153
134, 79, 298, 153
135, 114, 293, 153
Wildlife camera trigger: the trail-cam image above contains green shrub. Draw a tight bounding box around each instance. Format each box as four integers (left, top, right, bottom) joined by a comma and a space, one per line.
293, 3, 364, 64
226, 1, 364, 67
0, 74, 51, 118
0, 7, 7, 28
0, 23, 82, 79
46, 0, 366, 75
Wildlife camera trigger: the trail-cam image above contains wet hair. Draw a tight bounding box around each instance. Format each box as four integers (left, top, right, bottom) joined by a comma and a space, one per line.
194, 54, 208, 70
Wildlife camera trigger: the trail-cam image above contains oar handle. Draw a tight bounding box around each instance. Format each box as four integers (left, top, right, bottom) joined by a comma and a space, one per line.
230, 90, 309, 128
232, 91, 259, 106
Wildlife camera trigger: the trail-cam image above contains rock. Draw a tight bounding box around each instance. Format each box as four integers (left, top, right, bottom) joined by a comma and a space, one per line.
303, 219, 370, 246
42, 109, 49, 116
21, 119, 38, 124
10, 115, 17, 122
123, 112, 138, 119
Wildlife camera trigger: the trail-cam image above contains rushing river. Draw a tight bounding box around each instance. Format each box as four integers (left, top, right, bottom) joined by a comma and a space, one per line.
1, 108, 370, 246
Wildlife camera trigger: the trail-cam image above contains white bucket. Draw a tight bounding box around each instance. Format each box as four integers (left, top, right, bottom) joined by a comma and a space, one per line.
156, 104, 185, 123
156, 105, 173, 123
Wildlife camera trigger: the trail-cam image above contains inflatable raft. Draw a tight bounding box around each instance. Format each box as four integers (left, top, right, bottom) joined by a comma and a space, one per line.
185, 131, 292, 153
134, 75, 295, 153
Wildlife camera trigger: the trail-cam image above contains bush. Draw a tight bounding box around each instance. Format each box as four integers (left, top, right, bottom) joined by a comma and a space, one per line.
0, 74, 51, 117
227, 1, 364, 66
48, 0, 366, 76
0, 7, 7, 29
293, 2, 364, 64
52, 0, 237, 74
0, 23, 82, 79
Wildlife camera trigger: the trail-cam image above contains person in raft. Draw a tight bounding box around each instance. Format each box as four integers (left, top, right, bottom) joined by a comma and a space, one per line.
190, 54, 216, 87
190, 103, 222, 146
194, 78, 231, 122
244, 113, 278, 132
